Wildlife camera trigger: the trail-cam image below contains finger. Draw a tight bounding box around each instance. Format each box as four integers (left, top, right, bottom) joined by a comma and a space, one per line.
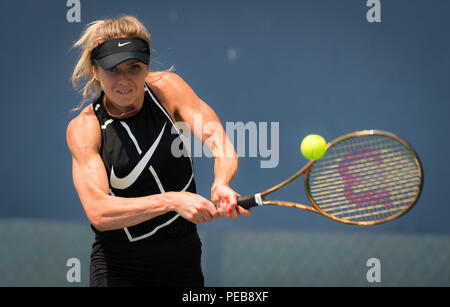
221, 198, 233, 218
210, 185, 226, 203
197, 208, 211, 223
237, 206, 252, 217
231, 194, 251, 217
191, 217, 201, 225
198, 215, 207, 224
206, 201, 219, 220
224, 204, 238, 219
219, 207, 228, 218
211, 194, 220, 203
226, 197, 239, 218
230, 207, 239, 219
203, 213, 212, 223
217, 198, 228, 217
195, 206, 212, 223
210, 210, 219, 220
220, 206, 230, 218
208, 204, 219, 221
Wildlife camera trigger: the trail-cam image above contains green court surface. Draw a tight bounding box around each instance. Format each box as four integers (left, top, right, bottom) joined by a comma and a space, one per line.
0, 218, 448, 287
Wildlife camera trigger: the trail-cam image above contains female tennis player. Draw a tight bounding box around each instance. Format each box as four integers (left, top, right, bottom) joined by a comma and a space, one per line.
67, 15, 250, 287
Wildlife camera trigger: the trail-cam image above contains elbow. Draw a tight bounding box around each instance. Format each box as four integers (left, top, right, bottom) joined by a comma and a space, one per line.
83, 201, 109, 232
81, 192, 115, 231
91, 218, 105, 232
88, 211, 108, 232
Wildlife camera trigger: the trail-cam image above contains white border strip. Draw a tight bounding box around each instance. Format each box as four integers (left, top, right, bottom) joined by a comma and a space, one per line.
144, 83, 194, 171
124, 214, 181, 242
149, 166, 165, 193
120, 121, 142, 154
101, 119, 114, 130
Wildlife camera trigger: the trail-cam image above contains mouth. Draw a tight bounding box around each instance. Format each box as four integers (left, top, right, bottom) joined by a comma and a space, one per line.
116, 89, 133, 95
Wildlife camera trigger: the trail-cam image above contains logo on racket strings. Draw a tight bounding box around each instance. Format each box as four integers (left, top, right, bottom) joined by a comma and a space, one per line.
338, 148, 392, 206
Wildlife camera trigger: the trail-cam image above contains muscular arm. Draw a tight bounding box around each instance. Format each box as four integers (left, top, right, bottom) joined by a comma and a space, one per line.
67, 106, 217, 231
147, 72, 250, 217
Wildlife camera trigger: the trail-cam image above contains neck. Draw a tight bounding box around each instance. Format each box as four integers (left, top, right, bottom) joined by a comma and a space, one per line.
102, 94, 144, 119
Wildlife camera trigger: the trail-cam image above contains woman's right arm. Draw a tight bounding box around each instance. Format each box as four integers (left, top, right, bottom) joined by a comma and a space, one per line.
66, 106, 218, 231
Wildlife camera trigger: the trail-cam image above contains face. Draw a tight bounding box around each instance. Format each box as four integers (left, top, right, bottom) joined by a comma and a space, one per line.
93, 59, 149, 112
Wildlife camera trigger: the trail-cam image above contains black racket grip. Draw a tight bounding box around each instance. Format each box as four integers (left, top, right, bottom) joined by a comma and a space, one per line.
237, 194, 261, 209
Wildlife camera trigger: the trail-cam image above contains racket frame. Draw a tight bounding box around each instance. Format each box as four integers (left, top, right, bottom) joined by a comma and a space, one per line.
254, 130, 423, 226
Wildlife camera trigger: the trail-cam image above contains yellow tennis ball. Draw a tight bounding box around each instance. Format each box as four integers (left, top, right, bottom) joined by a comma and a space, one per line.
301, 134, 327, 160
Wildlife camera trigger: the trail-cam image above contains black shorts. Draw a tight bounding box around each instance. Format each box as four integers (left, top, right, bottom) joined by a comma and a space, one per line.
90, 231, 204, 287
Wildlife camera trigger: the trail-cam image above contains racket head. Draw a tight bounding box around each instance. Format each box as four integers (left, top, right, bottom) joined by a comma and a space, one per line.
304, 130, 423, 225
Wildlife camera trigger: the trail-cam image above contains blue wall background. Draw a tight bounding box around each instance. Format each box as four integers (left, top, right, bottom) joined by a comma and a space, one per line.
0, 0, 449, 286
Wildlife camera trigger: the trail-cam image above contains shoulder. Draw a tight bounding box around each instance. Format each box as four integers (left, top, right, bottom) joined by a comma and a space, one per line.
146, 71, 186, 92
67, 104, 100, 137
66, 104, 101, 158
147, 72, 198, 102
146, 72, 199, 116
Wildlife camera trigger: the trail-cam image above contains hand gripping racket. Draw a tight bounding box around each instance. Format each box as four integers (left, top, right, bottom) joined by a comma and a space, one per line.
237, 130, 423, 225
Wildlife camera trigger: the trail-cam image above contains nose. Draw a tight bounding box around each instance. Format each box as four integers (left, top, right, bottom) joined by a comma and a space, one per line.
115, 72, 133, 88
117, 70, 132, 82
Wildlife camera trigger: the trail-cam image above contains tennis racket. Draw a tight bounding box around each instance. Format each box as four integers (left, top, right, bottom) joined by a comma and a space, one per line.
237, 130, 423, 225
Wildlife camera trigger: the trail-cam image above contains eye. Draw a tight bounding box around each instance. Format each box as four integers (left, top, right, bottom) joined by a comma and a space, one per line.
131, 64, 141, 71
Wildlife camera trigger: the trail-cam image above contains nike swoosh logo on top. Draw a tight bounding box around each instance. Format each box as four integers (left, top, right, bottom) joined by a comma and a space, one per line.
118, 42, 131, 47
110, 122, 167, 190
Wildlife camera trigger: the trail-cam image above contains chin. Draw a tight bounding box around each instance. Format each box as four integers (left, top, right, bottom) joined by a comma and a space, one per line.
112, 91, 138, 104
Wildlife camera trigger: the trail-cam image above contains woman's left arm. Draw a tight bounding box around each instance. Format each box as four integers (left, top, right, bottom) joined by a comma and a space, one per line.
147, 72, 250, 218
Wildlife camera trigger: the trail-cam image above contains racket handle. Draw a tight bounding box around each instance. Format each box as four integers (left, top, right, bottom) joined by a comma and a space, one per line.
237, 193, 263, 209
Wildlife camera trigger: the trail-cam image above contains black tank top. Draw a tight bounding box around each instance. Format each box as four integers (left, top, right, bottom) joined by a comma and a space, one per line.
92, 83, 197, 245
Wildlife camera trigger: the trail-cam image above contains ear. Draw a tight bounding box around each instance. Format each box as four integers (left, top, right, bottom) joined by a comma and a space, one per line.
92, 64, 100, 81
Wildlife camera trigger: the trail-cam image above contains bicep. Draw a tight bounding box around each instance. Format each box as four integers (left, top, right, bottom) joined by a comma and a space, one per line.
71, 150, 110, 226
169, 76, 224, 143
151, 73, 233, 155
67, 115, 109, 224
180, 93, 232, 157
72, 152, 109, 206
182, 97, 223, 143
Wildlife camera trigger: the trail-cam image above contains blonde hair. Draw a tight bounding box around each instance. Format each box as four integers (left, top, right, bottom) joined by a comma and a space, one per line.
71, 15, 170, 111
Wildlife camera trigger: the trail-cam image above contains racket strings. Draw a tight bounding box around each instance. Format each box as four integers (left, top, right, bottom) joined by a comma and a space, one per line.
310, 160, 419, 193
307, 134, 421, 223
